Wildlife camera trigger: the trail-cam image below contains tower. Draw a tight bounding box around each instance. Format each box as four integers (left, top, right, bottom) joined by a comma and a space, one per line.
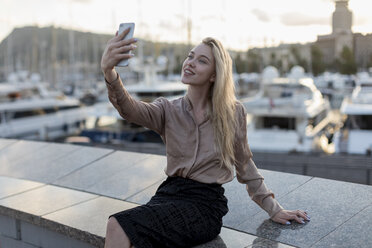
332, 0, 353, 34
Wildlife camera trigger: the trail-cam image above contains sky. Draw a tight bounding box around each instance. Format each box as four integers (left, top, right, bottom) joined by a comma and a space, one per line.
1, 0, 372, 51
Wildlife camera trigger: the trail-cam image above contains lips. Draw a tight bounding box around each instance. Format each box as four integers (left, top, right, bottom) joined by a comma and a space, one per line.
183, 68, 195, 76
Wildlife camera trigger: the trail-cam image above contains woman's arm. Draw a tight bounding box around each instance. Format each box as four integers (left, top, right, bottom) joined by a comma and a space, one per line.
234, 103, 310, 224
101, 29, 165, 134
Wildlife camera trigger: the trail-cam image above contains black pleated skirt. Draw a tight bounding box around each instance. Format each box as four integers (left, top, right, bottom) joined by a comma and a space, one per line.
110, 176, 229, 248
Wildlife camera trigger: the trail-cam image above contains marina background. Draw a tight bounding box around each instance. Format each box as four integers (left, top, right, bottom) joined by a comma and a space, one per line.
0, 0, 371, 185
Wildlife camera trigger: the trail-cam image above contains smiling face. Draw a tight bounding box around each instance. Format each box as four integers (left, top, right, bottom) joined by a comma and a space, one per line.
181, 43, 216, 87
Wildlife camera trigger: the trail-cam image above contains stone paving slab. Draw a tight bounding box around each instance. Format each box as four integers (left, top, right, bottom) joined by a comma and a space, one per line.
88, 154, 166, 199
17, 146, 113, 184
223, 170, 311, 228
0, 140, 49, 173
43, 196, 138, 238
0, 138, 18, 150
0, 141, 81, 179
126, 179, 164, 204
56, 153, 166, 199
0, 184, 97, 216
54, 150, 152, 190
0, 176, 44, 199
237, 177, 372, 247
311, 205, 372, 248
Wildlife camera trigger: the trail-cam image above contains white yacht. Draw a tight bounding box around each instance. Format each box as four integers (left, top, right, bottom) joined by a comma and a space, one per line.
0, 73, 92, 140
314, 72, 355, 108
241, 66, 333, 153
125, 56, 188, 102
334, 74, 372, 155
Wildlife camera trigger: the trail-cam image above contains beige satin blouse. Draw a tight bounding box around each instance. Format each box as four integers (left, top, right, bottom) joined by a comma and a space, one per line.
105, 75, 283, 218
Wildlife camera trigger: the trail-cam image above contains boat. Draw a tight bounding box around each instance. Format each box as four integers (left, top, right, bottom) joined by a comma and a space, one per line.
0, 72, 92, 140
334, 73, 372, 155
240, 66, 334, 153
314, 72, 355, 109
125, 56, 188, 102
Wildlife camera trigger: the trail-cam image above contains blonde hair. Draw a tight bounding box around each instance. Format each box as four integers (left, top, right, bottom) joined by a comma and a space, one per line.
202, 37, 237, 170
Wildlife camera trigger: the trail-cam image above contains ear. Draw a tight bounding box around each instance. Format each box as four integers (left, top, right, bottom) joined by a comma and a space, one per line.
209, 73, 216, 83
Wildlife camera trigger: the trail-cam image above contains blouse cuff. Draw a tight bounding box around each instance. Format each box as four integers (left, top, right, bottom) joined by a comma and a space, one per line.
262, 195, 284, 218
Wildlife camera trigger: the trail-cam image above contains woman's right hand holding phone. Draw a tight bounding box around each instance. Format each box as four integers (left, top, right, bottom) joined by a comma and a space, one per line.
101, 29, 137, 83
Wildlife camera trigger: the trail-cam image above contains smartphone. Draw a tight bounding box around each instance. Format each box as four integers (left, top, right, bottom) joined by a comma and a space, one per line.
116, 22, 135, 67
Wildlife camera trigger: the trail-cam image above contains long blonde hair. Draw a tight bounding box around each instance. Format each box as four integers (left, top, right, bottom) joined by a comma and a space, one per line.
202, 37, 237, 170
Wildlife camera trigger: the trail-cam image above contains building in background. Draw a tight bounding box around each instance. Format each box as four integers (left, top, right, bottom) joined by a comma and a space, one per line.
247, 0, 372, 74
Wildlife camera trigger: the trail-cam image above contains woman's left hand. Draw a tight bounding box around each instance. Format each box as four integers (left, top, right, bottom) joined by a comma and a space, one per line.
271, 209, 310, 225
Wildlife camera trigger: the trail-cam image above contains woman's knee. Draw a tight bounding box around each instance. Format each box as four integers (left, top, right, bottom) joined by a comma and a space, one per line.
105, 217, 132, 247
106, 217, 122, 234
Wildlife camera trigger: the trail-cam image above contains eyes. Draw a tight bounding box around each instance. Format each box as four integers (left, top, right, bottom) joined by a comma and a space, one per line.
187, 54, 208, 64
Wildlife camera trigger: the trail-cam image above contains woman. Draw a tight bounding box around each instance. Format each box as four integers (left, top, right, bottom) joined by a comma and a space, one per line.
101, 28, 309, 248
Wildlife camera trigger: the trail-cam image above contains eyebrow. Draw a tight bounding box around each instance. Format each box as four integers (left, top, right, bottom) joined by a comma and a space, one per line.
189, 51, 211, 62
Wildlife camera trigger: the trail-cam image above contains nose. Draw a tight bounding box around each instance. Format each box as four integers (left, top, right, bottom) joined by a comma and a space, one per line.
187, 58, 195, 68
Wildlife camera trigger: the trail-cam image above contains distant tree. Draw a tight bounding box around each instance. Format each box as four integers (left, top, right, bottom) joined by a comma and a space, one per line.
234, 53, 247, 73
269, 52, 276, 66
173, 55, 183, 74
290, 45, 309, 72
339, 46, 357, 75
367, 54, 372, 69
311, 45, 325, 76
268, 52, 284, 74
246, 49, 261, 73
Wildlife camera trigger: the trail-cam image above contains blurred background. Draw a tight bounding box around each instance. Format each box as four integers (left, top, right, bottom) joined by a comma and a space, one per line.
0, 0, 371, 164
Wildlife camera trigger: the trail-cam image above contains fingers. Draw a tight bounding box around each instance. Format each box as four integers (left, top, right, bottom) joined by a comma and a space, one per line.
114, 53, 134, 61
113, 44, 137, 55
275, 218, 291, 225
109, 38, 137, 52
296, 210, 310, 221
272, 210, 310, 225
113, 27, 130, 41
289, 210, 310, 224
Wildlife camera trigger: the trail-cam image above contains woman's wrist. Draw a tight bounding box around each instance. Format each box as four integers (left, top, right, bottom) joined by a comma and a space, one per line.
103, 68, 118, 84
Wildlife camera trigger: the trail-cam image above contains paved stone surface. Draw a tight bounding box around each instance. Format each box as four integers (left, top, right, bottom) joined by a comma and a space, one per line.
245, 238, 295, 248
311, 205, 372, 248
0, 138, 18, 150
217, 227, 258, 247
0, 141, 80, 180
87, 154, 167, 199
1, 139, 372, 248
43, 196, 138, 238
20, 146, 113, 183
126, 179, 164, 204
237, 177, 372, 247
223, 170, 311, 228
54, 150, 152, 190
0, 140, 49, 174
0, 176, 44, 199
0, 184, 97, 216
56, 153, 166, 199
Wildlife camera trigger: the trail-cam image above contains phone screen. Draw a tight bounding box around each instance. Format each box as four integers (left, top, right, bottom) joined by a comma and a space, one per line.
116, 22, 135, 67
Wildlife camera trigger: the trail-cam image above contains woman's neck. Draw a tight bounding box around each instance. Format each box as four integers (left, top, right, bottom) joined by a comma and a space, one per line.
186, 85, 210, 112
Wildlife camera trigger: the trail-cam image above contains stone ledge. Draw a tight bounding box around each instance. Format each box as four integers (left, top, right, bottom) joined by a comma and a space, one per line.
0, 176, 292, 248
1, 138, 372, 247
